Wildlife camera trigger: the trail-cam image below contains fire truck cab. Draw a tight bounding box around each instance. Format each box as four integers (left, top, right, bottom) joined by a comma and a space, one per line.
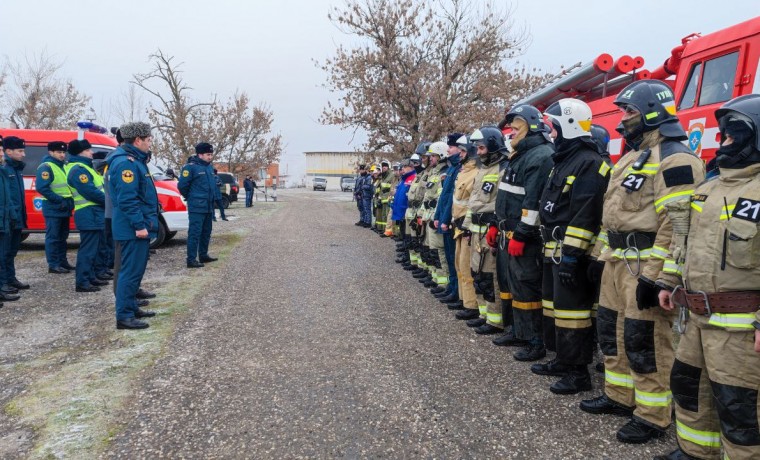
510, 16, 760, 164
0, 123, 188, 248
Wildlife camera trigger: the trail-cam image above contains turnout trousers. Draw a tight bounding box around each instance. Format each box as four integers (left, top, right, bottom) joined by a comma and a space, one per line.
597, 259, 675, 430
495, 242, 513, 330
187, 212, 213, 263
670, 314, 760, 459
544, 258, 594, 365
113, 238, 150, 321
470, 231, 501, 329
44, 216, 70, 269
507, 238, 543, 344
455, 235, 478, 310
427, 229, 449, 288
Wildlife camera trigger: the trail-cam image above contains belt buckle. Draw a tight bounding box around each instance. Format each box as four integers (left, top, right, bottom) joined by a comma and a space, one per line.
696, 290, 712, 316
672, 285, 689, 334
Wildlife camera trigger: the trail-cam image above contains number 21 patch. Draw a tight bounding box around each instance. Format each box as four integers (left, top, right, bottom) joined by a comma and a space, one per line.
621, 174, 646, 192
732, 197, 760, 223
481, 182, 495, 193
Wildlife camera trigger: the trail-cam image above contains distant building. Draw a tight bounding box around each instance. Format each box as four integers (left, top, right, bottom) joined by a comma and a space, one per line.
304, 151, 368, 190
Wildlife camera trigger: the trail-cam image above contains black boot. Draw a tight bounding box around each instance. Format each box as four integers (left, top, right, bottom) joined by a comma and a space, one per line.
439, 293, 459, 303
579, 394, 633, 416
423, 279, 437, 288
466, 317, 486, 327
412, 270, 428, 279
549, 366, 592, 395
474, 324, 501, 335
595, 361, 605, 373
447, 301, 464, 310
513, 343, 546, 362
492, 326, 527, 347
616, 418, 665, 444
403, 264, 417, 271
530, 358, 572, 377
456, 309, 479, 320
653, 449, 700, 460
430, 286, 447, 296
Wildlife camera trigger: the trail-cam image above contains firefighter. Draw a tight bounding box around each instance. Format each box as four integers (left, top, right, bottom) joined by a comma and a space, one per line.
66, 139, 108, 292
493, 105, 555, 361
579, 81, 706, 444
392, 159, 417, 265
36, 141, 75, 274
653, 95, 760, 460
464, 126, 507, 335
384, 162, 401, 238
530, 98, 609, 394
178, 143, 218, 268
450, 135, 480, 319
433, 133, 464, 304
404, 144, 430, 275
376, 160, 393, 235
419, 142, 449, 292
1, 136, 30, 294
370, 164, 382, 232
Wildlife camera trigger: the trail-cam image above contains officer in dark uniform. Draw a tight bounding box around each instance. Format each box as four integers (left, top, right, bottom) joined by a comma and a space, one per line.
36, 141, 75, 274
1, 136, 30, 294
66, 139, 108, 292
531, 98, 610, 395
107, 122, 158, 330
212, 169, 228, 222
178, 143, 218, 268
0, 136, 14, 306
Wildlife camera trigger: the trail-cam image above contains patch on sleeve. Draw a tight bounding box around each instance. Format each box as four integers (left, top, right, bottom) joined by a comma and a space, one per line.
40, 171, 50, 180
79, 174, 89, 184
182, 170, 190, 177
121, 170, 134, 184
662, 165, 694, 187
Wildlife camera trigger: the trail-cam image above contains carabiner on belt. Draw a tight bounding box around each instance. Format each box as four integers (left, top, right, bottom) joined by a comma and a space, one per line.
550, 226, 563, 265
672, 285, 689, 334
498, 220, 507, 251
622, 233, 641, 277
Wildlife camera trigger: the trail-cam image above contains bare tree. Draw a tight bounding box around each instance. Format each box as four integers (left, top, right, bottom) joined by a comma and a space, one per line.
319, 0, 549, 158
111, 85, 146, 126
132, 50, 283, 173
3, 52, 90, 129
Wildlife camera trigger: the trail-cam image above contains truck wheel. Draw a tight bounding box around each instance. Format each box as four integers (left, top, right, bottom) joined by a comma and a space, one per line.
20, 232, 29, 242
150, 220, 167, 249
222, 196, 231, 209
165, 231, 178, 241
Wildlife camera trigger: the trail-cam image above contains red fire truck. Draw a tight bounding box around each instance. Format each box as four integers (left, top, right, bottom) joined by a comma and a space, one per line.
510, 16, 760, 163
0, 123, 188, 248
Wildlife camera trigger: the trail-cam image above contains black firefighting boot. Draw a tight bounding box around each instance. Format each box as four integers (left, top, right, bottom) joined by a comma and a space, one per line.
616, 418, 665, 444
549, 365, 592, 395
513, 343, 546, 362
579, 394, 634, 416
492, 325, 527, 347
653, 449, 700, 460
466, 317, 486, 328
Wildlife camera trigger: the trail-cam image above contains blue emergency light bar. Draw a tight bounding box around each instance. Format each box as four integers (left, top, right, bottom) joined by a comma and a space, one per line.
76, 121, 108, 134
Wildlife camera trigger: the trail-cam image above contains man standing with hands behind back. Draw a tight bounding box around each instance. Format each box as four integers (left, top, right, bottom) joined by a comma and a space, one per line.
107, 122, 159, 330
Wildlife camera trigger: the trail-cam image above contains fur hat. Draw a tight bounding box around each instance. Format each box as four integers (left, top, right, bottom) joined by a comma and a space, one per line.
119, 121, 152, 139
68, 139, 92, 155
48, 141, 67, 152
195, 142, 214, 154
447, 133, 464, 146
2, 136, 25, 150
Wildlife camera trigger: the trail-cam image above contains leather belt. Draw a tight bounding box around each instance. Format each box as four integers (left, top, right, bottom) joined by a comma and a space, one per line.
672, 288, 760, 315
607, 231, 656, 249
471, 212, 496, 226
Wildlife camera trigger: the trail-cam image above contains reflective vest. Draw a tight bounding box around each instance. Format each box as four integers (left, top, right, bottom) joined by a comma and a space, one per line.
38, 162, 72, 199
65, 163, 104, 211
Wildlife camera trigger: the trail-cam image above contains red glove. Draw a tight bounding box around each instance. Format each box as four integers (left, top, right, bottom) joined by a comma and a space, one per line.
485, 226, 499, 248
508, 238, 525, 257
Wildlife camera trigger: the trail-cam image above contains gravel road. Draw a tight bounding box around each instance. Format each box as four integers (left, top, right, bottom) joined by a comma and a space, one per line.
0, 189, 676, 459
101, 189, 674, 459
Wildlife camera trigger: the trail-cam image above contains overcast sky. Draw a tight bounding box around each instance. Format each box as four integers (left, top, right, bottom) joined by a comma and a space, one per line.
1, 1, 756, 179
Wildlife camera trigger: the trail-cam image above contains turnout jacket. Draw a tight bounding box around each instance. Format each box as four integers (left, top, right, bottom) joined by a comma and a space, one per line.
539, 138, 609, 259
451, 158, 478, 229
378, 170, 393, 205
597, 132, 705, 283
419, 162, 447, 221
405, 167, 428, 220
659, 163, 760, 331
463, 156, 503, 234
496, 135, 554, 242
178, 155, 216, 214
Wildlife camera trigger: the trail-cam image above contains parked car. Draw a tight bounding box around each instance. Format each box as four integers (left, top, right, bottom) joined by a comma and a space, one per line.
216, 172, 239, 208
340, 176, 355, 192
0, 123, 189, 249
313, 177, 327, 191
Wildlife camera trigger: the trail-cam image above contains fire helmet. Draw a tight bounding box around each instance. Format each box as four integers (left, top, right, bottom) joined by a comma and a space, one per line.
426, 141, 448, 159
613, 80, 686, 139
590, 124, 610, 154
543, 98, 592, 140
505, 104, 546, 134
715, 94, 760, 151
414, 141, 432, 156
470, 126, 507, 154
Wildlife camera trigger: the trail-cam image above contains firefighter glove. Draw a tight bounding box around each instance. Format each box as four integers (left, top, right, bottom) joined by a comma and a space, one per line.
636, 277, 660, 310
558, 256, 579, 288
586, 259, 605, 284
428, 220, 436, 229
485, 225, 499, 248
507, 238, 525, 257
